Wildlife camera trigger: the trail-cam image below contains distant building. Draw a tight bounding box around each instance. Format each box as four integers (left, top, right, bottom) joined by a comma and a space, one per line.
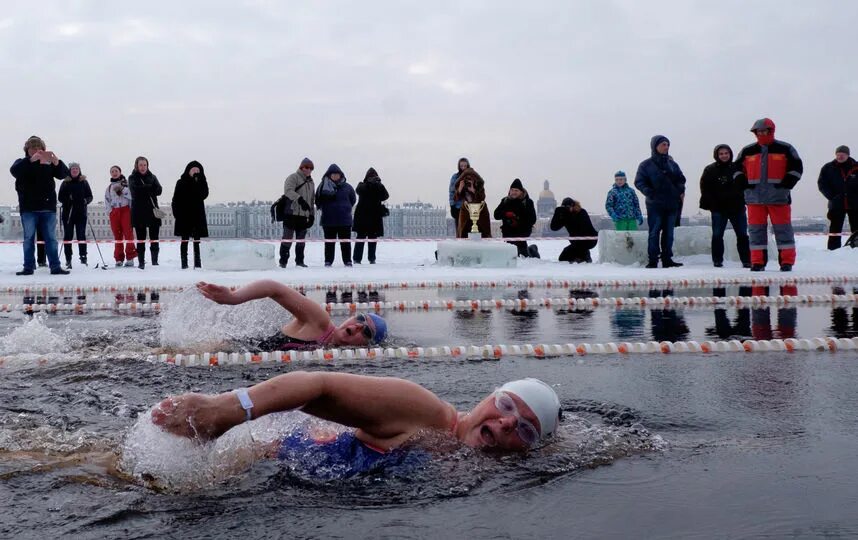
536, 180, 557, 217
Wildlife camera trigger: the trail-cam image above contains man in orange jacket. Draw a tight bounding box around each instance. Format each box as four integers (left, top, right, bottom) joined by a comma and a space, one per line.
734, 118, 803, 272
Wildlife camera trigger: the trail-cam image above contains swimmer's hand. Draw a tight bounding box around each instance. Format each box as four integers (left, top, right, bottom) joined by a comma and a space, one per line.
196, 282, 239, 305
151, 393, 244, 440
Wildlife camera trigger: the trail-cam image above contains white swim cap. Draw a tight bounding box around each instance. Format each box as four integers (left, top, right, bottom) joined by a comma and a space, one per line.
499, 378, 561, 439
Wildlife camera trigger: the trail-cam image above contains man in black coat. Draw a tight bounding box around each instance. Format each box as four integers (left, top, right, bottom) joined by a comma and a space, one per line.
817, 145, 858, 250
550, 198, 598, 263
699, 144, 750, 267
493, 178, 537, 257
9, 135, 70, 275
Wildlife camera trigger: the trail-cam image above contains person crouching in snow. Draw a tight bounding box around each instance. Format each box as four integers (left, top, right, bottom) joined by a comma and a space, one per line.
604, 171, 643, 231
493, 178, 537, 257
551, 198, 597, 263
454, 167, 491, 238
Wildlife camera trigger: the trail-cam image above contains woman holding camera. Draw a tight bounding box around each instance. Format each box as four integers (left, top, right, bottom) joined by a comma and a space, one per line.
353, 167, 389, 264
128, 156, 163, 269
104, 165, 137, 267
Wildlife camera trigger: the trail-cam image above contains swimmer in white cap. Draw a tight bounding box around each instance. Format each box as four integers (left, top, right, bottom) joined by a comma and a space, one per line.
153, 372, 561, 453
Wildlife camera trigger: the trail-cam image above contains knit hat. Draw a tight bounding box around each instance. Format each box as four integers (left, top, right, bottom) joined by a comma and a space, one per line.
614, 171, 626, 178
68, 162, 81, 171
509, 178, 524, 191
561, 197, 574, 207
299, 157, 314, 170
836, 145, 850, 156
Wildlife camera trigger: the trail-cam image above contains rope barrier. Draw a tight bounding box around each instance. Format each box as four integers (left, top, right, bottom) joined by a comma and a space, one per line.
142, 336, 858, 366
4, 275, 858, 296
5, 293, 858, 314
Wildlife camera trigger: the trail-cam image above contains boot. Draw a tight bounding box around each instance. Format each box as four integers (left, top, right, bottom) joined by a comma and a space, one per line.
80, 256, 87, 266
193, 243, 201, 269
151, 252, 159, 266
65, 258, 72, 270
180, 243, 188, 269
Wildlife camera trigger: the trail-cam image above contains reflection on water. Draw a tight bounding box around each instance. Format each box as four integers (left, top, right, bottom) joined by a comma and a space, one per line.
648, 289, 689, 343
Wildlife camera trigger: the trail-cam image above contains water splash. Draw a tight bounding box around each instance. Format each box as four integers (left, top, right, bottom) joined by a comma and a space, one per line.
158, 287, 289, 348
0, 313, 68, 356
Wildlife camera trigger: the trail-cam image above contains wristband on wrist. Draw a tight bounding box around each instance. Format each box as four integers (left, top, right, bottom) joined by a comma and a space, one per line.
234, 388, 254, 422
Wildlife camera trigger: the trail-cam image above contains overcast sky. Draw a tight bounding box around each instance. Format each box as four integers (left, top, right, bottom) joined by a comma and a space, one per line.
2, 0, 856, 216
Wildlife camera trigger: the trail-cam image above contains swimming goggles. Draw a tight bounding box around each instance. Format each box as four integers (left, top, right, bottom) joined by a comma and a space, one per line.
354, 312, 376, 341
494, 391, 540, 448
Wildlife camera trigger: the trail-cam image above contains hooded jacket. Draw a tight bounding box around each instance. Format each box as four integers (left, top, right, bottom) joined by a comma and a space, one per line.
453, 168, 491, 238
171, 161, 209, 237
634, 135, 686, 212
10, 157, 69, 212
605, 182, 643, 222
353, 168, 390, 236
315, 164, 356, 227
735, 120, 803, 206
817, 157, 858, 211
58, 172, 93, 224
699, 144, 745, 214
128, 168, 163, 227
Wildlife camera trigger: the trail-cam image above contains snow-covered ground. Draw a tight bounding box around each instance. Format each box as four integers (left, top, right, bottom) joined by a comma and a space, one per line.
0, 236, 855, 289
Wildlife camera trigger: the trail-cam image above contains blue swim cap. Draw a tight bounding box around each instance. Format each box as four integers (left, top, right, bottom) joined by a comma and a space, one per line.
365, 313, 387, 344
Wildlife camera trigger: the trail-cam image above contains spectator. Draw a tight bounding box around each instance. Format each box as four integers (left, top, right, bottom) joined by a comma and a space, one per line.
279, 158, 315, 268
57, 162, 93, 269
493, 178, 537, 257
9, 135, 69, 275
550, 198, 598, 263
699, 144, 750, 268
171, 161, 209, 269
128, 156, 163, 269
454, 167, 491, 238
315, 164, 356, 267
735, 118, 803, 271
353, 167, 389, 264
448, 157, 470, 223
634, 135, 686, 268
817, 145, 858, 250
104, 165, 137, 267
604, 170, 643, 230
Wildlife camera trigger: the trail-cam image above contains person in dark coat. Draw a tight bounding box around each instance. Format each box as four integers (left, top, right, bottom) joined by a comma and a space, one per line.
58, 162, 93, 268
493, 178, 537, 257
9, 135, 70, 275
171, 160, 209, 269
128, 156, 163, 269
353, 167, 389, 264
634, 135, 687, 268
817, 145, 858, 250
315, 164, 356, 266
550, 198, 598, 263
699, 144, 750, 268
454, 167, 491, 238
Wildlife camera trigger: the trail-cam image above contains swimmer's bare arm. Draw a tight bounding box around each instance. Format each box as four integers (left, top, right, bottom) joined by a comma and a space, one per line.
197, 280, 328, 327
153, 371, 454, 445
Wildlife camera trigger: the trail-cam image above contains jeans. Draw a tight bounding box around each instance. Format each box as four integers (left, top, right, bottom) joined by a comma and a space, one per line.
711, 210, 750, 265
62, 219, 88, 263
323, 226, 352, 265
646, 209, 678, 263
279, 223, 307, 265
353, 233, 377, 263
21, 211, 61, 270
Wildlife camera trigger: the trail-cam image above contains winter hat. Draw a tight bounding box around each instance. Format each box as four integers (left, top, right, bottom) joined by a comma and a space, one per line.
561, 197, 575, 207
750, 118, 776, 145
68, 162, 81, 171
498, 378, 561, 439
614, 171, 626, 178
24, 135, 46, 154
299, 157, 314, 170
836, 145, 850, 156
509, 178, 524, 191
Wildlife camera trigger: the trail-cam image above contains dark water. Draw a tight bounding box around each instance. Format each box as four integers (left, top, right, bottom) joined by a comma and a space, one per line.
2, 287, 858, 539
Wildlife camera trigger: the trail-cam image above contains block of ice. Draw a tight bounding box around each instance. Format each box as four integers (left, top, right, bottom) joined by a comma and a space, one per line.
598, 226, 777, 265
436, 240, 518, 268
202, 240, 275, 271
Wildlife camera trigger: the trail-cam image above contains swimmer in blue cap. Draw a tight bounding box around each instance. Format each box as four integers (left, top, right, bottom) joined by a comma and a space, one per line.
196, 280, 387, 348
153, 372, 561, 454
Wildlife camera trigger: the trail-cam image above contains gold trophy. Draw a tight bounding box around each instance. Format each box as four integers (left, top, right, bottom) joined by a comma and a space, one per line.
465, 201, 485, 236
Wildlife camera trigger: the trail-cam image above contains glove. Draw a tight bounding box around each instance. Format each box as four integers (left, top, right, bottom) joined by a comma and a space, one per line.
307, 213, 315, 228
504, 211, 515, 219
297, 197, 311, 211
637, 217, 644, 226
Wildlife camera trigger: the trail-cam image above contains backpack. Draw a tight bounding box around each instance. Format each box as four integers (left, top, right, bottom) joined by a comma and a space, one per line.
271, 195, 291, 223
